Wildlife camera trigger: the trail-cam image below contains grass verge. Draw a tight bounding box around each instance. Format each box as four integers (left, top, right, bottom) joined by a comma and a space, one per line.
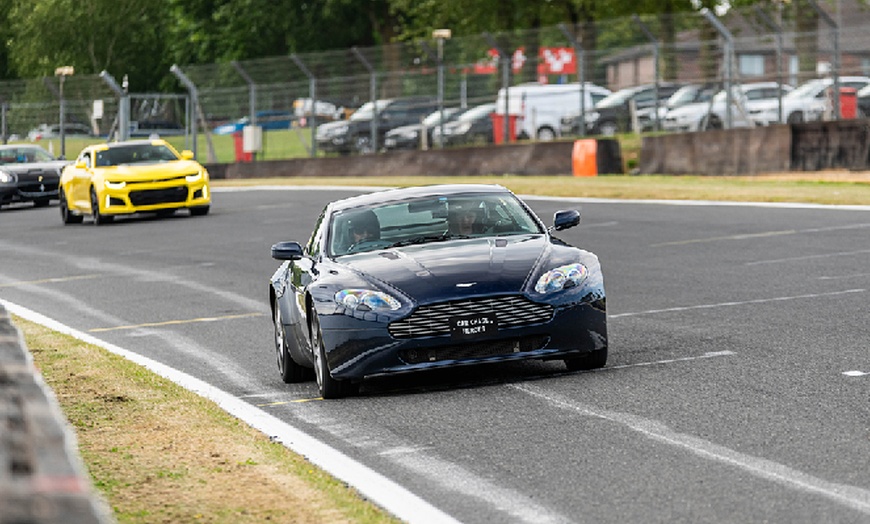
18, 316, 399, 524
213, 172, 870, 206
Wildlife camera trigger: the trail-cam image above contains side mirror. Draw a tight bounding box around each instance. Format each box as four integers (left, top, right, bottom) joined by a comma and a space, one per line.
271, 241, 304, 261
553, 209, 581, 231
180, 150, 194, 160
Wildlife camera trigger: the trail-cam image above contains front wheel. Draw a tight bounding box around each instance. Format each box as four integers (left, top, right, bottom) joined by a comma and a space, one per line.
597, 120, 619, 136
59, 189, 83, 224
274, 304, 312, 383
564, 347, 608, 372
310, 313, 358, 399
90, 188, 113, 225
536, 127, 556, 141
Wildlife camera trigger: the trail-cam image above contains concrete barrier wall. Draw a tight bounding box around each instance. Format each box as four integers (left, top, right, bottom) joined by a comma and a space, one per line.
791, 120, 870, 171
0, 305, 111, 524
207, 141, 578, 180
639, 125, 793, 175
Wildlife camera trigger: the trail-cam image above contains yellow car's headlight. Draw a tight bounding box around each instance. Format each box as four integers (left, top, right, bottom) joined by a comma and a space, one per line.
186, 171, 203, 183
104, 180, 126, 189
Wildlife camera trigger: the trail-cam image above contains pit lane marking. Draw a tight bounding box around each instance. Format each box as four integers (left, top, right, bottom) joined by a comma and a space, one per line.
0, 274, 102, 288
609, 289, 865, 318
843, 371, 869, 377
89, 312, 265, 332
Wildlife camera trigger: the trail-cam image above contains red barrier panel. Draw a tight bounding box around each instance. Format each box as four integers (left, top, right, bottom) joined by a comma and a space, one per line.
490, 113, 518, 144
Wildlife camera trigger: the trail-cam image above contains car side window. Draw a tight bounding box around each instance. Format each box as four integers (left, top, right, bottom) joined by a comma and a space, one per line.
79, 152, 91, 168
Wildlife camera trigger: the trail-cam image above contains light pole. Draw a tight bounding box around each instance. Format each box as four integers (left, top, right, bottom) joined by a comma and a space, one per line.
55, 66, 74, 158
433, 29, 451, 148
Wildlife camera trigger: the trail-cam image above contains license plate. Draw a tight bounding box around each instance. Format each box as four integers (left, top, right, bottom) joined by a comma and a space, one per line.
450, 314, 498, 339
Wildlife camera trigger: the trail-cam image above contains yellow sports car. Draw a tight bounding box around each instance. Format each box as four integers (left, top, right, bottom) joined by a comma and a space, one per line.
59, 139, 211, 225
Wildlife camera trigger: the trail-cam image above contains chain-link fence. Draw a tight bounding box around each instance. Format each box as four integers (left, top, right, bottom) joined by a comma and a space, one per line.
2, 0, 868, 160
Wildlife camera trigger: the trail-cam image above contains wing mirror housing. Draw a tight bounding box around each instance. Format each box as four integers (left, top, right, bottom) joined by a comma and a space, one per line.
553, 209, 581, 231
271, 241, 304, 261
181, 150, 194, 160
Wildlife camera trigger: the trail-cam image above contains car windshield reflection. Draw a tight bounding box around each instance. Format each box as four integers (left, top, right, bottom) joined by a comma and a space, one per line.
96, 144, 180, 167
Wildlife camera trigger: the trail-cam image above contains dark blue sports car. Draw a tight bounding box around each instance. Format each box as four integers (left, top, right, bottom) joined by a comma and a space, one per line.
269, 184, 607, 398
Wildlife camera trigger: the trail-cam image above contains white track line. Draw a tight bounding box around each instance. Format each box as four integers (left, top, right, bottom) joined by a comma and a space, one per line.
2, 299, 461, 524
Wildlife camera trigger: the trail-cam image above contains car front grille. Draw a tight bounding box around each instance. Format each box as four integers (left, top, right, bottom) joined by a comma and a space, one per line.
399, 335, 550, 364
129, 186, 188, 206
389, 295, 554, 339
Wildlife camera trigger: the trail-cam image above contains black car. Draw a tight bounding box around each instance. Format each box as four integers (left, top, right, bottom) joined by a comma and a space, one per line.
560, 83, 683, 136
269, 183, 607, 398
383, 107, 465, 151
637, 82, 721, 131
0, 145, 69, 208
316, 96, 439, 155
432, 102, 497, 147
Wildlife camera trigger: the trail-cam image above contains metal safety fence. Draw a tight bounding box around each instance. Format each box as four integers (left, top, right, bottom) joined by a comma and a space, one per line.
1, 0, 868, 161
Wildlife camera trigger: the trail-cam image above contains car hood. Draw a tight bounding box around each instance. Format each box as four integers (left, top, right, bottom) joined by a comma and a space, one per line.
341, 235, 554, 302
0, 161, 68, 174
98, 160, 203, 180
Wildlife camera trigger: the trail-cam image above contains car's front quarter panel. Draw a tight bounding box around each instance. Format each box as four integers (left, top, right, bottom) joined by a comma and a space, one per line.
96, 160, 210, 216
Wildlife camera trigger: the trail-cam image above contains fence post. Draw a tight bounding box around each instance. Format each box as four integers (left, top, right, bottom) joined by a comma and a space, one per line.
291, 54, 318, 158
231, 61, 258, 160
755, 6, 785, 123
701, 8, 735, 129
484, 32, 511, 143
171, 64, 217, 163
807, 0, 841, 120
559, 24, 586, 137
352, 47, 378, 153
633, 15, 661, 132
99, 71, 130, 142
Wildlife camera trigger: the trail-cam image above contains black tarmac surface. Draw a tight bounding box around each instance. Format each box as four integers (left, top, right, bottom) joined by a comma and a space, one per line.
1, 187, 869, 524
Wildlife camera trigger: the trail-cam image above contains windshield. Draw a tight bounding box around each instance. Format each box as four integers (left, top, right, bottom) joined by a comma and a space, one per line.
95, 144, 180, 166
458, 103, 496, 121
0, 147, 56, 163
667, 86, 700, 107
595, 88, 637, 109
786, 80, 826, 99
422, 108, 461, 126
328, 192, 543, 256
349, 100, 390, 121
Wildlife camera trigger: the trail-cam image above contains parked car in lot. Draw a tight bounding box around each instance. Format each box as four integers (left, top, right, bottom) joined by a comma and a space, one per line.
749, 76, 870, 125
268, 183, 607, 398
663, 81, 792, 132
560, 82, 683, 136
316, 97, 439, 154
857, 84, 870, 118
213, 110, 295, 135
58, 139, 210, 225
432, 102, 497, 147
384, 107, 465, 151
637, 83, 721, 131
495, 82, 610, 141
27, 123, 93, 142
0, 145, 69, 208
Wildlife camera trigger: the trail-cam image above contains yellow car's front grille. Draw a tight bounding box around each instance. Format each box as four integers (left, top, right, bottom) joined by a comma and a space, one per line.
129, 186, 189, 206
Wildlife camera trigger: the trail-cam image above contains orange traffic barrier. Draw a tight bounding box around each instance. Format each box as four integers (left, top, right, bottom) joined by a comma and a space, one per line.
572, 139, 598, 177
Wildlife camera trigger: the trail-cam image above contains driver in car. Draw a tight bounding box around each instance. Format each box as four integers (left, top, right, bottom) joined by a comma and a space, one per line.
342, 209, 381, 252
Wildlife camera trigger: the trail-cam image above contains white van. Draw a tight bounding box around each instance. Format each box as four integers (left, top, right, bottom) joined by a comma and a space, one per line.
494, 82, 611, 140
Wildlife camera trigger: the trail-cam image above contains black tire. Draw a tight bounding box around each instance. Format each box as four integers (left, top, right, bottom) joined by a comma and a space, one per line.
787, 111, 804, 124
565, 347, 608, 372
190, 205, 210, 216
33, 198, 50, 208
702, 116, 722, 130
90, 188, 113, 225
59, 189, 83, 224
537, 127, 556, 141
274, 303, 312, 383
598, 120, 619, 136
310, 313, 358, 399
354, 135, 374, 155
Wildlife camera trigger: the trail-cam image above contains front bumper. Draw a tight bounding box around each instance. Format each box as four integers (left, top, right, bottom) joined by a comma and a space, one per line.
317, 299, 607, 380
97, 178, 210, 215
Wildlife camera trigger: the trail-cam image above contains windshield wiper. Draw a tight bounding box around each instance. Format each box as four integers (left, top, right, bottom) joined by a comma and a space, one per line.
388, 232, 469, 248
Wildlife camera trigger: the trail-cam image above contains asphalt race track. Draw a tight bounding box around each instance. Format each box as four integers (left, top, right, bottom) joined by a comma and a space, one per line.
2, 187, 869, 524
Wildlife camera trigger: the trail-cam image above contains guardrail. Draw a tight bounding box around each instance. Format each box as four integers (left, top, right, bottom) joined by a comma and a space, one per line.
0, 304, 112, 524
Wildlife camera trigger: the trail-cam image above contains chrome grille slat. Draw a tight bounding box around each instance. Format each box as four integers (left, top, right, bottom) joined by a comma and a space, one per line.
389, 295, 553, 339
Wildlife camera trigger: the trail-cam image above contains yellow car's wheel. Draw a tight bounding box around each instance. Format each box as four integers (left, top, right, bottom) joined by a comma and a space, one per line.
59, 189, 83, 225
90, 188, 113, 225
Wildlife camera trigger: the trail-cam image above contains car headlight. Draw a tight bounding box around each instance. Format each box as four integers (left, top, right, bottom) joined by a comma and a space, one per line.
335, 289, 401, 311
186, 171, 203, 183
0, 171, 15, 184
104, 180, 126, 189
535, 263, 589, 294
329, 126, 348, 137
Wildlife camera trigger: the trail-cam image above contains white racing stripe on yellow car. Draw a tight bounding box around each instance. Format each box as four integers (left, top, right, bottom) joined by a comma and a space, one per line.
512, 383, 870, 515
89, 312, 264, 333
